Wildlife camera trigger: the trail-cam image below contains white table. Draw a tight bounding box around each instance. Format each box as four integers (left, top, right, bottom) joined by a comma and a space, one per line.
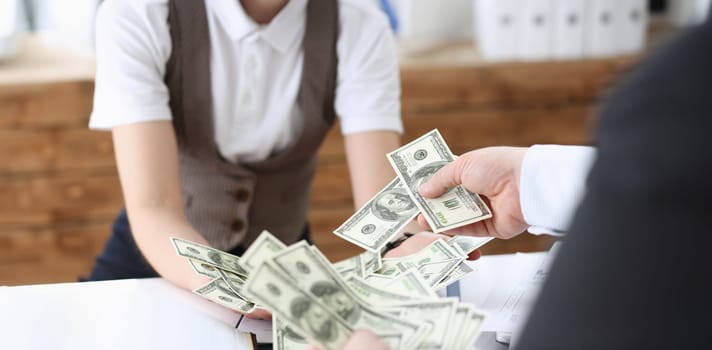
1, 251, 554, 350
0, 278, 250, 350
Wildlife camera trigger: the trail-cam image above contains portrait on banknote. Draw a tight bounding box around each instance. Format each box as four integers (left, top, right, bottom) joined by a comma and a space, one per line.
290, 296, 338, 343
282, 324, 308, 343
408, 161, 448, 195
371, 188, 418, 221
310, 281, 361, 324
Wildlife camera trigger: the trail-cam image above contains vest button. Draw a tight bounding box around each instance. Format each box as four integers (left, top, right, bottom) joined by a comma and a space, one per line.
230, 219, 245, 232
234, 188, 250, 202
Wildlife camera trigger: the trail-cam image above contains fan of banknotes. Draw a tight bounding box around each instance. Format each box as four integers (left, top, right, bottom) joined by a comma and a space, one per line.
171, 130, 495, 349
172, 232, 487, 350
334, 129, 493, 253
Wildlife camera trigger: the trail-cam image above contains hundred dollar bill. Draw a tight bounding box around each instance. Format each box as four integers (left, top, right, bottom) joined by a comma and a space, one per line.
392, 259, 462, 288
360, 251, 382, 277
334, 251, 382, 279
443, 305, 475, 350
383, 298, 457, 350
244, 263, 354, 350
334, 178, 418, 252
363, 273, 396, 288
456, 307, 488, 350
309, 247, 428, 349
448, 235, 494, 256
273, 317, 310, 350
379, 239, 463, 276
345, 275, 417, 307
171, 237, 248, 277
269, 243, 422, 348
240, 230, 287, 273
193, 277, 255, 313
216, 267, 250, 300
386, 129, 492, 233
376, 239, 465, 288
385, 269, 439, 298
433, 261, 475, 290
332, 255, 361, 277
188, 259, 220, 278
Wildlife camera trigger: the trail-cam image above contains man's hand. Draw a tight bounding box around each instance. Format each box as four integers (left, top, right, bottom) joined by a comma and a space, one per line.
418, 147, 529, 239
384, 232, 481, 261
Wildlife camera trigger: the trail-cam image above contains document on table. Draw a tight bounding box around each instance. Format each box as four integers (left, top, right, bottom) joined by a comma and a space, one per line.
460, 242, 562, 342
0, 278, 254, 350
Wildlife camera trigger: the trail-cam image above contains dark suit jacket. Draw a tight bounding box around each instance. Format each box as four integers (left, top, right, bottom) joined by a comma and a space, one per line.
515, 20, 712, 349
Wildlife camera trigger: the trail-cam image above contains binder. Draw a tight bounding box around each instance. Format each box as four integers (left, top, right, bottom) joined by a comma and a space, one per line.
616, 0, 648, 54
474, 0, 519, 62
393, 0, 473, 54
392, 0, 473, 41
516, 0, 554, 61
0, 0, 24, 60
583, 0, 618, 58
552, 0, 585, 60
0, 0, 18, 36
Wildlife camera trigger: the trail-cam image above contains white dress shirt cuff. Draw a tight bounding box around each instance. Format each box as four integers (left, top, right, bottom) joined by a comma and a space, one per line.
520, 144, 596, 235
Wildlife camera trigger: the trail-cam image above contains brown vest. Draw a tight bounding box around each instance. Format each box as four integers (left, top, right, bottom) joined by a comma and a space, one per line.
164, 0, 338, 250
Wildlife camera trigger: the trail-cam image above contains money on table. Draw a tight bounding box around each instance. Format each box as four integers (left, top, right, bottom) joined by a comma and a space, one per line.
171, 230, 488, 350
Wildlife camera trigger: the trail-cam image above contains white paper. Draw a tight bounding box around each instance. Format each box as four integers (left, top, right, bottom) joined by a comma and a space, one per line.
0, 278, 250, 350
460, 242, 562, 338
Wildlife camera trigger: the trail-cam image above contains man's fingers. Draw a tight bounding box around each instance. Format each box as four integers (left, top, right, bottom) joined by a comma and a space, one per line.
418, 161, 462, 198
416, 214, 431, 230
384, 232, 443, 258
467, 249, 482, 261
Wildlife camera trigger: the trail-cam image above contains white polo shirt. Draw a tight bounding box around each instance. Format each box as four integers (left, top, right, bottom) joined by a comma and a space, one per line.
89, 0, 402, 163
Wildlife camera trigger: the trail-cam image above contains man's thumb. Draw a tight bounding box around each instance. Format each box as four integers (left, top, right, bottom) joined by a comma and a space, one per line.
418, 161, 461, 198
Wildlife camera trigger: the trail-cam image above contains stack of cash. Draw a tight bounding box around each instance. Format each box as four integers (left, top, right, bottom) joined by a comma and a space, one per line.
333, 235, 491, 292
335, 129, 493, 253
170, 130, 496, 349
172, 231, 487, 350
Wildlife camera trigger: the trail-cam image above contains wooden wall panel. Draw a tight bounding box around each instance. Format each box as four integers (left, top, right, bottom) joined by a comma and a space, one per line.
0, 223, 111, 285
0, 81, 94, 128
400, 57, 634, 112
404, 105, 595, 150
0, 129, 114, 174
0, 173, 122, 226
309, 206, 362, 262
